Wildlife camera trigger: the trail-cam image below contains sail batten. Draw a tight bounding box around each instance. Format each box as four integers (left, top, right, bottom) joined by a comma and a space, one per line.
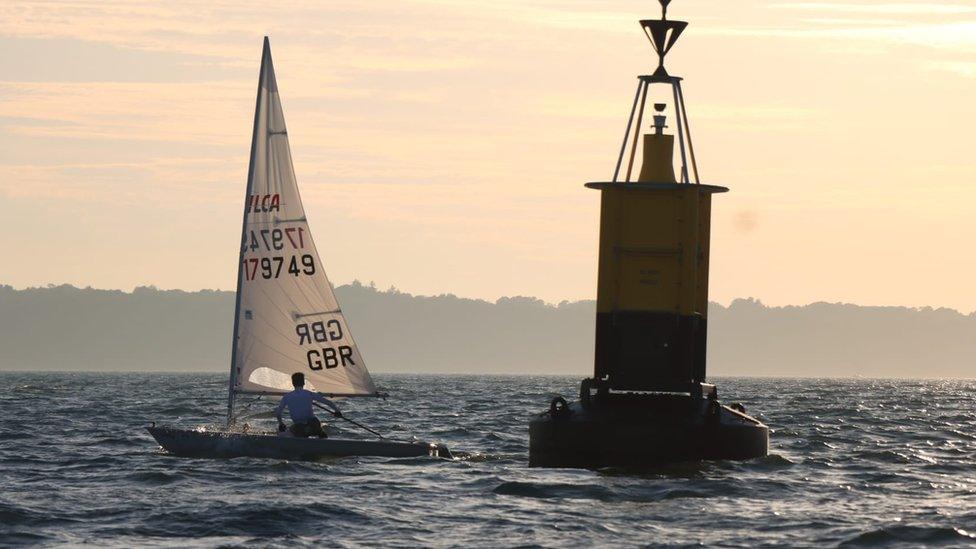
228, 38, 377, 401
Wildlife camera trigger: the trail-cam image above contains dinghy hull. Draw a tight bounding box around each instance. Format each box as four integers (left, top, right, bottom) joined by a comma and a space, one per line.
148, 426, 452, 461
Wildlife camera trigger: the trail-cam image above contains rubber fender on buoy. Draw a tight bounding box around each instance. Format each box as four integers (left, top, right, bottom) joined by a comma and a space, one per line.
708, 399, 721, 416
550, 396, 570, 418
579, 378, 593, 407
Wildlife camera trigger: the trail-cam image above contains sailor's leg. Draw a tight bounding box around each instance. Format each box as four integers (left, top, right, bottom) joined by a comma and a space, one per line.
309, 417, 326, 438
290, 422, 308, 437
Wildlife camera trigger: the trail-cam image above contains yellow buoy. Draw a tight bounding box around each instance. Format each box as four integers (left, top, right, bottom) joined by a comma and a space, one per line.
529, 0, 768, 468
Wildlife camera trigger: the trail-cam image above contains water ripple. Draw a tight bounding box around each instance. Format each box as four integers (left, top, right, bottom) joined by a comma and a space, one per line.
1, 373, 975, 546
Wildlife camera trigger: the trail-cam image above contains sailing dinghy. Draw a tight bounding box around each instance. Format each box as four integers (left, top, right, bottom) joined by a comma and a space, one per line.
148, 37, 451, 461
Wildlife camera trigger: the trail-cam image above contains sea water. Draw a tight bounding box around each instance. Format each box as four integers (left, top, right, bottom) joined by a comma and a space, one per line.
1, 373, 975, 547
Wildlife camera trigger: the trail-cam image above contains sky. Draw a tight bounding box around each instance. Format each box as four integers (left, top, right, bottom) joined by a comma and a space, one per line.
0, 1, 974, 311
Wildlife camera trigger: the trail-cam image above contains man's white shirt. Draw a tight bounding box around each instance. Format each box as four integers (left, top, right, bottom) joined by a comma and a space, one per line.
276, 388, 337, 423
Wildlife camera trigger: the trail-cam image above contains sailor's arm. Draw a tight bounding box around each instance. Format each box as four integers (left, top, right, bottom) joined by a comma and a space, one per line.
275, 398, 287, 428
313, 393, 342, 418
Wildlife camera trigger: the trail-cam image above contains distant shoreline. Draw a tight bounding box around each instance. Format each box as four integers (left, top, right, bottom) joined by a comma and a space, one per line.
2, 283, 973, 379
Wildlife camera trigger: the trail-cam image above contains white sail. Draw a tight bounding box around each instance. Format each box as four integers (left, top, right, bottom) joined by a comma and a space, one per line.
229, 38, 377, 397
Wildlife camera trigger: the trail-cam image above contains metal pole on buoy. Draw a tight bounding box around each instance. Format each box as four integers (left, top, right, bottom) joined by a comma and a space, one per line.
528, 0, 770, 469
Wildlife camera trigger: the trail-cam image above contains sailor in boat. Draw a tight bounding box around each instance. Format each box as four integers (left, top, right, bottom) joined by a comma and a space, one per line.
276, 373, 343, 438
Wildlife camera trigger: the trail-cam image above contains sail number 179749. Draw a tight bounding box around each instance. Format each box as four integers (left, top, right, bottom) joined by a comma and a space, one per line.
242, 255, 316, 281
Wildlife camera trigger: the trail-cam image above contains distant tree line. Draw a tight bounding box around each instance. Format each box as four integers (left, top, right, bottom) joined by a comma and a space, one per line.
0, 283, 972, 378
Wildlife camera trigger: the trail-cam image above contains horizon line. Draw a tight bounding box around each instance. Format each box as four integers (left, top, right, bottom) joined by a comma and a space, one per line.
0, 368, 974, 383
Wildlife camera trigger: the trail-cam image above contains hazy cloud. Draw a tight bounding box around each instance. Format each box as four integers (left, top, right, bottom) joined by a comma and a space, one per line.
771, 3, 976, 16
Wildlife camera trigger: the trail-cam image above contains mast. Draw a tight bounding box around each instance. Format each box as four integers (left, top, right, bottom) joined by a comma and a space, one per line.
227, 37, 271, 426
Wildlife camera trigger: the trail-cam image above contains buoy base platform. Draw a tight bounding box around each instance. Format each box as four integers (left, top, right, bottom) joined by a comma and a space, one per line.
528, 389, 769, 469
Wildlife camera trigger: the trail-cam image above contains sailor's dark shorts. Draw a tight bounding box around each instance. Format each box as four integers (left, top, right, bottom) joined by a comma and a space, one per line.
290, 417, 327, 438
